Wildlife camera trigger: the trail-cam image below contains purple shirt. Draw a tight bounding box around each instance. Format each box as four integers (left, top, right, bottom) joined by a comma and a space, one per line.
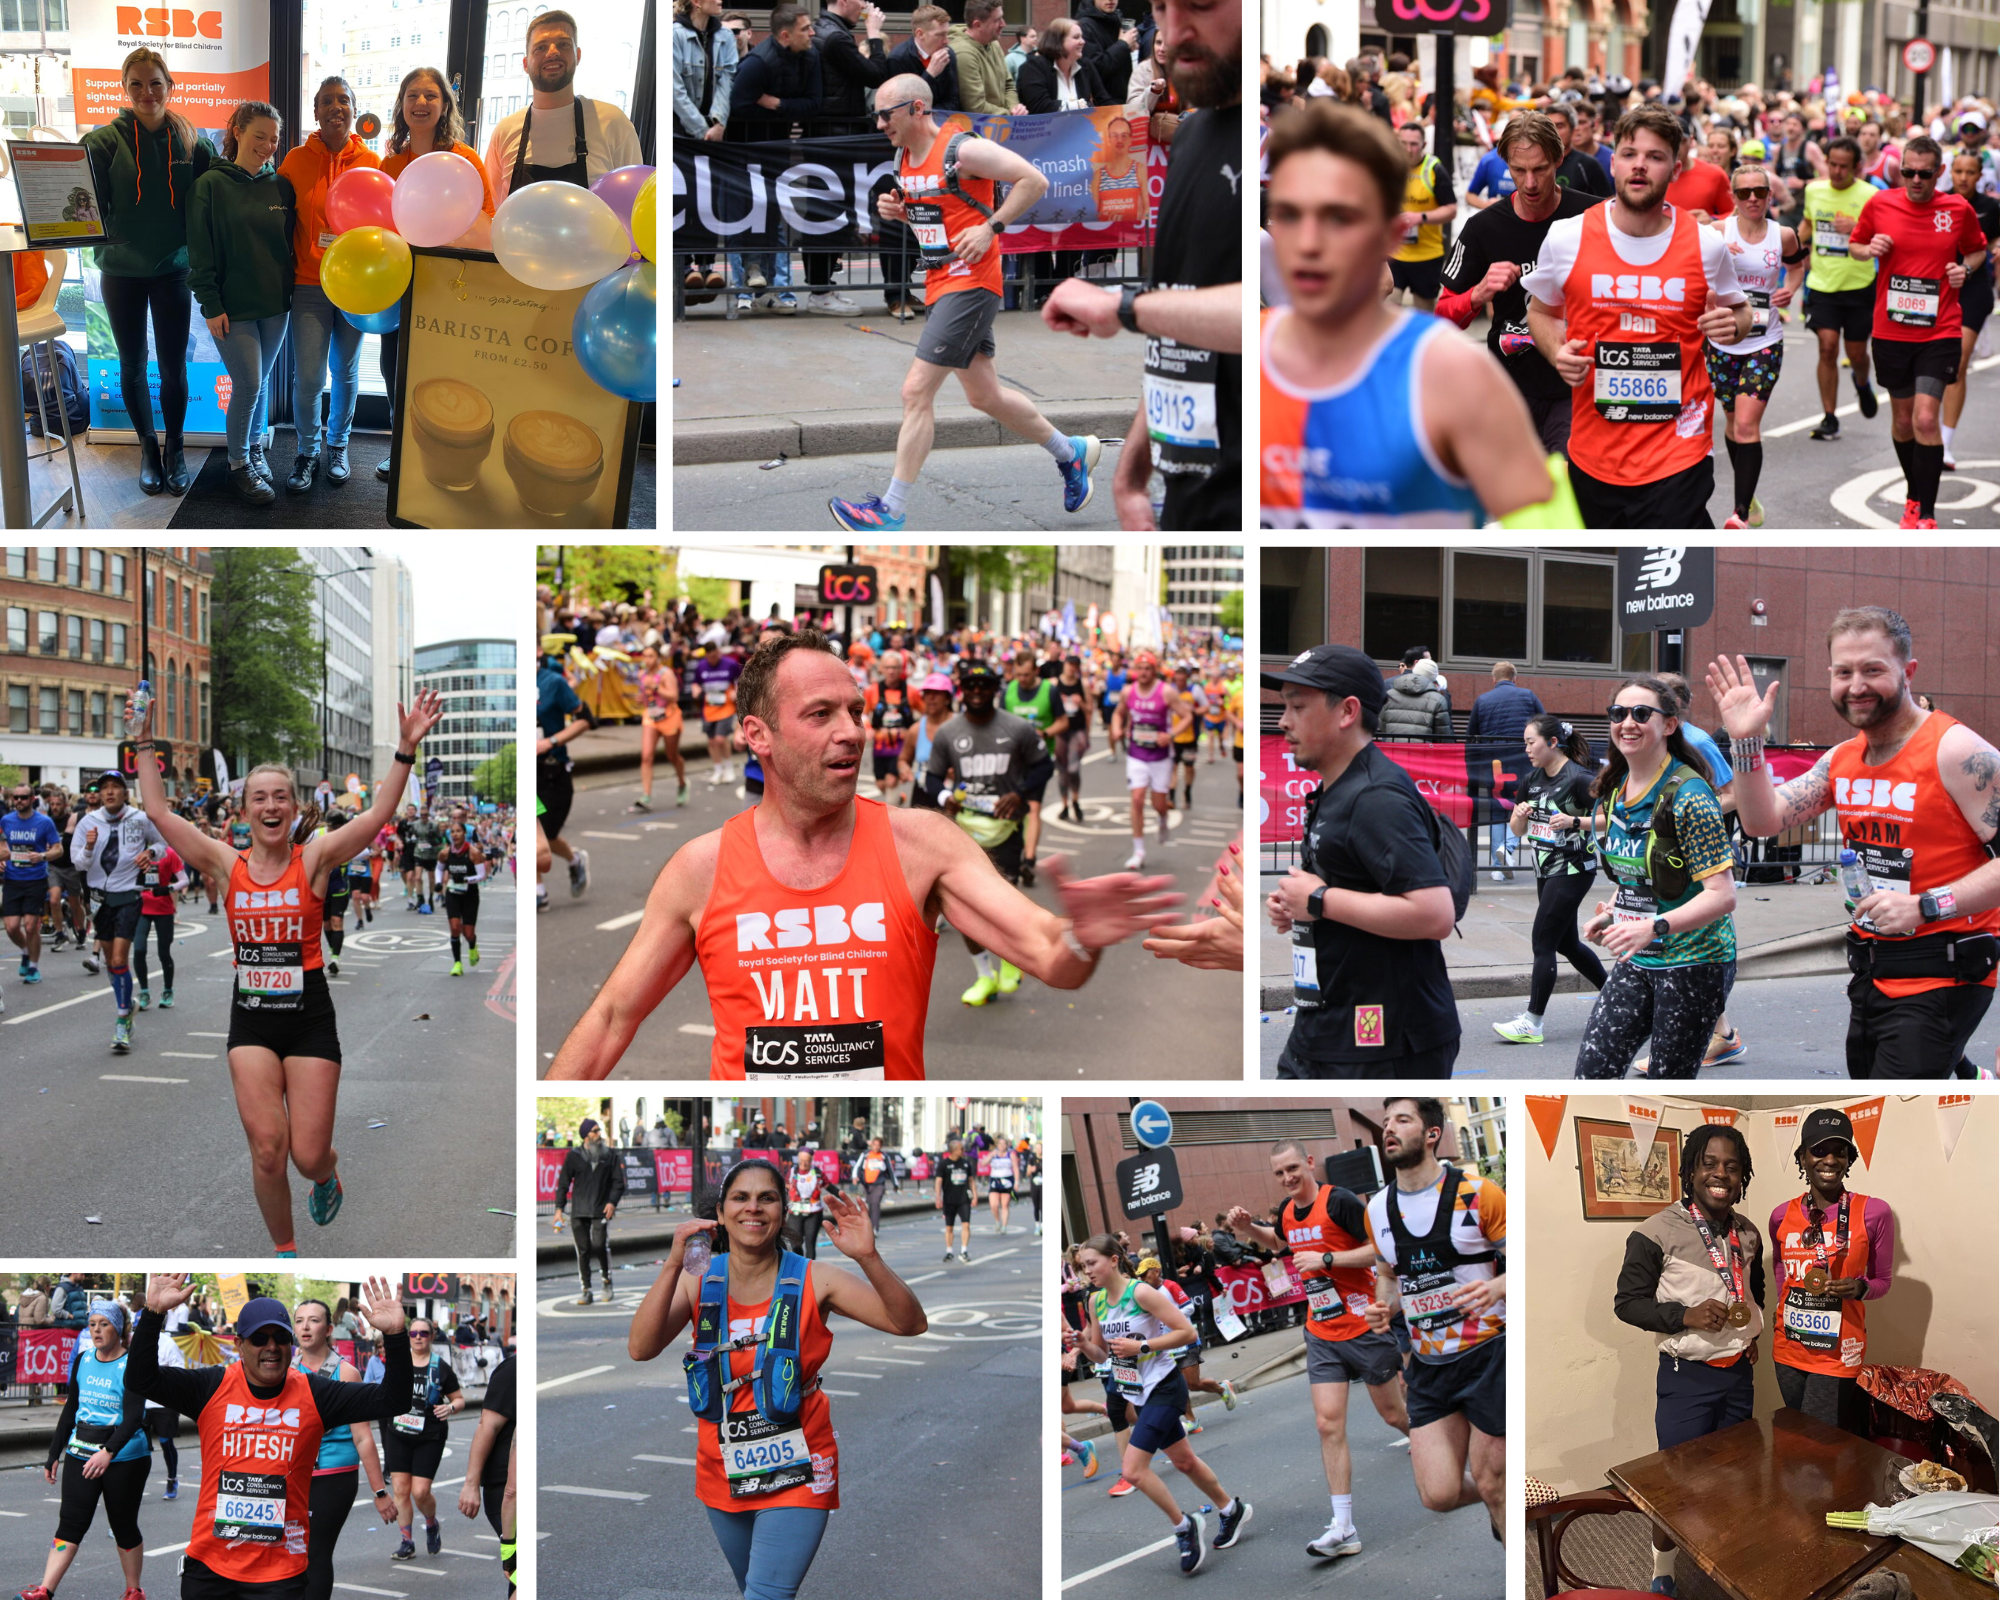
1768, 1193, 1895, 1299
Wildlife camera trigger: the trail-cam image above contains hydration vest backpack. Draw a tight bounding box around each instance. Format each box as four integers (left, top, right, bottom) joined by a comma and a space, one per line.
684, 1251, 813, 1427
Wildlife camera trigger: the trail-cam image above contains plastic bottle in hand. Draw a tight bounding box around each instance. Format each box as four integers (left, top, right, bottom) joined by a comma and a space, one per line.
1839, 849, 1870, 915
126, 679, 152, 738
683, 1227, 712, 1280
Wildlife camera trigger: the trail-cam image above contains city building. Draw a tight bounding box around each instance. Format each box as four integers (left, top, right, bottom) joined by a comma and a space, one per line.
371, 555, 417, 792
301, 548, 376, 789
0, 545, 208, 793
1110, 543, 1166, 650
1163, 544, 1244, 638
1062, 1097, 1487, 1246
676, 545, 845, 624
415, 638, 516, 803
538, 1095, 1042, 1158
851, 545, 939, 632
1025, 546, 1115, 628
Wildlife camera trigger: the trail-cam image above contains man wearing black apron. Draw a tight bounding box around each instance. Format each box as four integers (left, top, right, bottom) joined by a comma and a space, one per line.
482, 8, 646, 199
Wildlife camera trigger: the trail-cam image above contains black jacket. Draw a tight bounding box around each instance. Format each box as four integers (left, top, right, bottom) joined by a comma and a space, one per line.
813, 10, 894, 128
887, 34, 962, 113
1016, 52, 1114, 114
553, 1143, 627, 1217
1074, 9, 1133, 103
727, 37, 824, 141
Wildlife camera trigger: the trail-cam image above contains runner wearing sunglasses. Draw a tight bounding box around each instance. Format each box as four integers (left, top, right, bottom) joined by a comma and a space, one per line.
1708, 167, 1805, 528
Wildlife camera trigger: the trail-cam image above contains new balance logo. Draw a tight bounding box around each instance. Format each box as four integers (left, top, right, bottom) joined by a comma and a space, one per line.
1635, 548, 1685, 589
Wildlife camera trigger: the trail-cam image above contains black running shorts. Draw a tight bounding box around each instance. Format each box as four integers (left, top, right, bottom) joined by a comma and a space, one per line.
1405, 1334, 1506, 1437
1, 878, 46, 918
1806, 284, 1875, 341
92, 893, 141, 944
445, 886, 480, 924
383, 1429, 448, 1480
228, 970, 343, 1063
940, 1187, 973, 1223
1872, 335, 1960, 397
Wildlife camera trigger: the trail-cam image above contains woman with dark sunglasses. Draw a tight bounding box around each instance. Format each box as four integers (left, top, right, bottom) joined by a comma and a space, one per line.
1708, 167, 1806, 528
1572, 674, 1738, 1079
382, 1319, 463, 1562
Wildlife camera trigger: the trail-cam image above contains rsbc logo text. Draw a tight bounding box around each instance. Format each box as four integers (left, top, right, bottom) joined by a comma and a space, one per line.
118, 8, 223, 37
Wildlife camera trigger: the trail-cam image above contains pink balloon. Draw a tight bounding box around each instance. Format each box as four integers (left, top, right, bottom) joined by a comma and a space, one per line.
327, 167, 397, 234
392, 151, 488, 248
590, 163, 656, 234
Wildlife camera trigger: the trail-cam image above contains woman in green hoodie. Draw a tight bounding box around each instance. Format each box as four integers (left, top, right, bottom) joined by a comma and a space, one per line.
79, 47, 216, 497
187, 101, 296, 506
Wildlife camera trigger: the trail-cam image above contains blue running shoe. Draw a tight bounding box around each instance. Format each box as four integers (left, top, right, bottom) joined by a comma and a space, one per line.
426, 1520, 442, 1556
309, 1172, 343, 1227
275, 1249, 297, 1259
22, 965, 38, 984
163, 1479, 177, 1500
830, 494, 907, 532
1059, 435, 1102, 513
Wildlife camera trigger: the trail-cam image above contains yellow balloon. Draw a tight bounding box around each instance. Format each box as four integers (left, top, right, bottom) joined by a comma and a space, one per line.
630, 174, 657, 264
321, 226, 413, 317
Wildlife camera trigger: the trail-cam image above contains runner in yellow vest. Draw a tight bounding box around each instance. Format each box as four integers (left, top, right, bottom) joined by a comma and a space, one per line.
1391, 123, 1456, 312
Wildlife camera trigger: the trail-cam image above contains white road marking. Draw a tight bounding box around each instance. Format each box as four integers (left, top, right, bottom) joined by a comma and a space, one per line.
431, 1476, 465, 1488
2, 991, 97, 1023
1061, 1537, 1178, 1588
545, 1485, 649, 1501
826, 1370, 882, 1379
595, 910, 645, 931
146, 1541, 191, 1557
904, 1271, 947, 1284
854, 1356, 923, 1365
186, 1031, 228, 1037
579, 831, 639, 842
102, 1074, 188, 1083
332, 1585, 409, 1597
440, 1550, 496, 1561
0, 1510, 26, 1516
821, 1388, 861, 1396
632, 1454, 696, 1465
536, 1364, 614, 1391
678, 1022, 716, 1037
159, 1051, 216, 1059
389, 1567, 448, 1578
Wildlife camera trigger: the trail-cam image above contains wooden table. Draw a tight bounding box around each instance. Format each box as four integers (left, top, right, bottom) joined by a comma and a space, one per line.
1867, 1543, 1994, 1600
1608, 1409, 1911, 1600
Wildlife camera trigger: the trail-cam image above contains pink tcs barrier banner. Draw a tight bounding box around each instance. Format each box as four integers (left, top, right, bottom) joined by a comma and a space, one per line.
1213, 1260, 1305, 1313
536, 1149, 564, 1203
16, 1327, 77, 1382
909, 1154, 933, 1180
655, 1149, 693, 1192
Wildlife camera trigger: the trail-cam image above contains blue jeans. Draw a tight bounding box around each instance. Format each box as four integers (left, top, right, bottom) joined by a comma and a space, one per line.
288, 282, 363, 454
728, 248, 791, 291
1488, 822, 1515, 870
213, 312, 288, 467
703, 1505, 828, 1600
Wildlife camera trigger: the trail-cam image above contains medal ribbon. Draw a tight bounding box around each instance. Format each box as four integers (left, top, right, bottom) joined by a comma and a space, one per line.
1687, 1201, 1747, 1307
1802, 1191, 1850, 1282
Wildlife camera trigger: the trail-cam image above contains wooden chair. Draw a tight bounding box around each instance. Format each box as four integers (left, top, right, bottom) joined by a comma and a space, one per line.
1527, 1479, 1641, 1598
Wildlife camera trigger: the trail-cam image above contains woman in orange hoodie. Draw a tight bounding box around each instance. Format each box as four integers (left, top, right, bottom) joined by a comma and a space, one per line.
372, 67, 496, 483
275, 75, 379, 495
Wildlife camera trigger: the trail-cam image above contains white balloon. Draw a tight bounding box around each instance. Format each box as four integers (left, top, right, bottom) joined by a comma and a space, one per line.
491, 181, 632, 290
392, 150, 488, 249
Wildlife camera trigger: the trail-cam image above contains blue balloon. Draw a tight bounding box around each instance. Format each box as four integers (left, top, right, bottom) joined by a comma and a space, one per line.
340, 302, 401, 334
574, 260, 656, 403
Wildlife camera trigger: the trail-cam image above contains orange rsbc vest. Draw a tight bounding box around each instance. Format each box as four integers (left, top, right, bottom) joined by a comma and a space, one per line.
695, 798, 936, 1080
1831, 710, 2000, 994
693, 1274, 839, 1512
226, 845, 324, 1010
898, 131, 1004, 304
190, 1362, 321, 1583
1281, 1183, 1377, 1341
1773, 1191, 1871, 1376
1562, 204, 1717, 487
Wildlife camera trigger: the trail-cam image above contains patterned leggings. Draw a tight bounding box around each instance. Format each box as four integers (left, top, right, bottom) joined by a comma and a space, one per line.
1573, 959, 1733, 1079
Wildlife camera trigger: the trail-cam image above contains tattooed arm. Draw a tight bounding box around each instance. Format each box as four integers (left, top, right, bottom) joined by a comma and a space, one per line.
1850, 724, 2000, 935
1733, 751, 1833, 839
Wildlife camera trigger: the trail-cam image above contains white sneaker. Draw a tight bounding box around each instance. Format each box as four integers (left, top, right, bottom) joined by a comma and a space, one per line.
1491, 870, 1508, 881
1124, 846, 1144, 870
1307, 1520, 1362, 1560
709, 767, 723, 786
805, 290, 860, 313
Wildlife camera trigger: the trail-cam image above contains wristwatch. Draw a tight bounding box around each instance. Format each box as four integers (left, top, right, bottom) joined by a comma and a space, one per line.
1137, 1339, 1153, 1356
1651, 916, 1671, 939
1306, 887, 1326, 920
1117, 283, 1150, 334
1920, 889, 1957, 922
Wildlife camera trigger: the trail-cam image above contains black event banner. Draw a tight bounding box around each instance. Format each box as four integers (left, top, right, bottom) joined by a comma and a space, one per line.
674, 133, 894, 252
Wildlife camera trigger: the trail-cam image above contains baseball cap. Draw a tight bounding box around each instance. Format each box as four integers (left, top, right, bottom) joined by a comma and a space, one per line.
1739, 137, 1768, 159
1795, 1108, 1859, 1159
1136, 1256, 1163, 1275
918, 672, 954, 694
97, 769, 126, 787
1964, 110, 1989, 129
234, 1298, 294, 1341
1261, 645, 1388, 716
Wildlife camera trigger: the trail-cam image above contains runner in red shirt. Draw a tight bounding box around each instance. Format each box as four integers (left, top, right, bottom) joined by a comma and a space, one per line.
1664, 134, 1733, 223
1849, 134, 1991, 527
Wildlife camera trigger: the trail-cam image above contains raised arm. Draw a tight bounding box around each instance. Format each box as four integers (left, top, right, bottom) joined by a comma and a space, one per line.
815, 1189, 929, 1335
129, 699, 234, 883
1705, 654, 1833, 836
306, 691, 444, 884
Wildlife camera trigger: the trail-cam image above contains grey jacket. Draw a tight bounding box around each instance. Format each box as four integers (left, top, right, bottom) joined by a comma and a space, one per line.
1378, 671, 1452, 742
1616, 1201, 1766, 1363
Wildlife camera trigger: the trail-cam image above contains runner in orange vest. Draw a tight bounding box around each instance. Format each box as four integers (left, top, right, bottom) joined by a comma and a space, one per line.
1712, 607, 2000, 1078
545, 628, 1184, 1081
1524, 101, 1752, 528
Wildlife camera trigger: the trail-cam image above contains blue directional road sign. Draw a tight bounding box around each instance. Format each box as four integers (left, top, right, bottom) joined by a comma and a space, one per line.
1131, 1100, 1173, 1149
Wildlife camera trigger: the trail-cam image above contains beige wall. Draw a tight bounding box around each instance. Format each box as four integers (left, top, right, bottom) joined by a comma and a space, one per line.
1527, 1095, 1998, 1494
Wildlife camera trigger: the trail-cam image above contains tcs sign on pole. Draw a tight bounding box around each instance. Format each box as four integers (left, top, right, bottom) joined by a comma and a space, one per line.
818, 565, 879, 607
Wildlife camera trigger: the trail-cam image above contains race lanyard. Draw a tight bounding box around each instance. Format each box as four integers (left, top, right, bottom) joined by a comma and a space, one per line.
1799, 1192, 1850, 1292
1687, 1201, 1749, 1317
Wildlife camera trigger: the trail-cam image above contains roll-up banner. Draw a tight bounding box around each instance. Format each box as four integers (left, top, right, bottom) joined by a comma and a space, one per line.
69, 0, 271, 443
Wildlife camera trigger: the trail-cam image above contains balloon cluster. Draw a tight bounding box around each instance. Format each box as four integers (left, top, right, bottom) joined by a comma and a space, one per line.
318, 157, 657, 404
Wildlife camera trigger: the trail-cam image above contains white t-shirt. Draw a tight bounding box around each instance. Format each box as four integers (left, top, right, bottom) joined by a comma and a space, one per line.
1521, 204, 1748, 312
483, 96, 646, 195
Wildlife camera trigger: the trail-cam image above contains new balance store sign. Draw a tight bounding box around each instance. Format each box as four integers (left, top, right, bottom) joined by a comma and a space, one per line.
1116, 1145, 1183, 1220
1615, 546, 1716, 631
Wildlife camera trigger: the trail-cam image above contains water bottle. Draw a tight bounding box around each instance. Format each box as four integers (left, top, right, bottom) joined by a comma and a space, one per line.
1839, 849, 1871, 912
683, 1227, 712, 1280
126, 679, 152, 738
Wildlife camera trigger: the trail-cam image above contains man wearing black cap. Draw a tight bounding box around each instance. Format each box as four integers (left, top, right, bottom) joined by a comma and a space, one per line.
1768, 1108, 1893, 1437
1263, 645, 1462, 1077
552, 1118, 625, 1306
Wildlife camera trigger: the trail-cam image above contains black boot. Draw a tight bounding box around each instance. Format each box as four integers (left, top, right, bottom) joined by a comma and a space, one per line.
229, 463, 275, 505
161, 436, 192, 496
138, 436, 164, 495
284, 453, 318, 495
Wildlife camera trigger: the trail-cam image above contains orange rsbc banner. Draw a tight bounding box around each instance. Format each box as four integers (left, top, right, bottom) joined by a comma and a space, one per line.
70, 1, 269, 130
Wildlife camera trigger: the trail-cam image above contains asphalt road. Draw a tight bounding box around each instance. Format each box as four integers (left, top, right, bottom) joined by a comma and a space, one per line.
0, 1411, 501, 1598
671, 443, 1127, 532
0, 882, 519, 1255
538, 746, 1245, 1078
536, 1211, 1041, 1600
1060, 1366, 1502, 1597
1260, 972, 2000, 1077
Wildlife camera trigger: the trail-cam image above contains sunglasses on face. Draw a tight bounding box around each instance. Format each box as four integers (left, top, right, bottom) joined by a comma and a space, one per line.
244, 1328, 294, 1348
1734, 187, 1770, 198
874, 101, 918, 123
1606, 703, 1666, 724
1905, 166, 1940, 181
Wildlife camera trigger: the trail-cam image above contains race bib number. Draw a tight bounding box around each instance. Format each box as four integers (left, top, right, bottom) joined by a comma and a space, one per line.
744, 1021, 887, 1080
9, 847, 38, 864
705, 684, 729, 705
393, 1410, 427, 1436
1594, 341, 1682, 422
1306, 1284, 1340, 1316
1143, 372, 1219, 450
1109, 1360, 1144, 1397
1130, 727, 1165, 747
317, 231, 338, 251
1528, 817, 1559, 842
905, 201, 953, 265
1781, 1297, 1840, 1347
138, 866, 161, 887
950, 1169, 967, 1185
1886, 274, 1942, 327
1401, 1276, 1463, 1328
1850, 843, 1913, 934
213, 1470, 287, 1543
721, 1410, 814, 1497
1291, 924, 1319, 1002
1814, 222, 1851, 253
235, 943, 305, 1011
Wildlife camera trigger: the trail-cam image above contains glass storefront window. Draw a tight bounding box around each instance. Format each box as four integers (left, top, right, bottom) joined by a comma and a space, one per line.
1451, 552, 1528, 661
1361, 549, 1441, 663
1542, 559, 1615, 666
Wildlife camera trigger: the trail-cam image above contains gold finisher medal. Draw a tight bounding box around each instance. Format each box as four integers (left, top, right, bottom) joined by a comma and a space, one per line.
1802, 1266, 1829, 1293
1727, 1302, 1752, 1328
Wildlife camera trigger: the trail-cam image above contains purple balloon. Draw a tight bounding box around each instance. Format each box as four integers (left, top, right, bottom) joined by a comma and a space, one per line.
590, 164, 656, 235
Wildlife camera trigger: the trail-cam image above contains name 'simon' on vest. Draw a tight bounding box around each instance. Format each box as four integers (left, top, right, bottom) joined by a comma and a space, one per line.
736, 903, 888, 951
1590, 273, 1687, 301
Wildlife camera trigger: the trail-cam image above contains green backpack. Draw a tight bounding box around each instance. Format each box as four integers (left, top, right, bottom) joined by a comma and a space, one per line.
1598, 769, 1695, 904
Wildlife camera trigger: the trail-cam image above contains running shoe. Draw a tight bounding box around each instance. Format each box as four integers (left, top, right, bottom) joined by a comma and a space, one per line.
21, 965, 37, 984
628, 795, 652, 812
829, 494, 907, 532
1918, 517, 1938, 529
1492, 1014, 1544, 1045
1855, 377, 1878, 418
426, 1521, 442, 1556
112, 1018, 131, 1054
735, 292, 755, 313
276, 1249, 297, 1259
393, 1539, 416, 1561
1899, 499, 1923, 529
804, 290, 860, 314
1809, 414, 1840, 440
1108, 1476, 1136, 1497
18, 1586, 52, 1600
50, 928, 67, 950
1703, 1029, 1748, 1067
959, 1249, 971, 1262
569, 849, 590, 897
773, 292, 799, 314
577, 1289, 594, 1306
1075, 1438, 1099, 1477
961, 972, 1000, 1006
308, 1172, 343, 1227
450, 960, 464, 976
996, 960, 1022, 995
1186, 1420, 1202, 1434
1220, 1380, 1237, 1411
1019, 858, 1036, 888
1058, 435, 1102, 513
138, 987, 151, 1010
943, 1251, 954, 1262
1123, 846, 1144, 870
326, 961, 339, 976
1307, 1520, 1362, 1559
1213, 1497, 1252, 1549
1651, 1579, 1677, 1597
418, 903, 433, 915
470, 946, 481, 967
163, 1480, 177, 1500
1945, 451, 1958, 470
82, 954, 100, 974
1176, 1511, 1207, 1575
120, 1588, 142, 1600
1746, 496, 1766, 527
1722, 513, 1748, 529
537, 887, 549, 911
158, 988, 172, 1007
677, 782, 690, 807
746, 267, 768, 289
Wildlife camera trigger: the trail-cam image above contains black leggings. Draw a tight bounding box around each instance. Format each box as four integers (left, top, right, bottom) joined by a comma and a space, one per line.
133, 910, 175, 992
863, 1180, 888, 1231
1574, 959, 1733, 1079
305, 1467, 358, 1600
55, 1452, 148, 1547
1530, 870, 1608, 1017
481, 1480, 505, 1538
98, 270, 193, 440
790, 1210, 822, 1259
571, 1216, 611, 1289
145, 1409, 178, 1479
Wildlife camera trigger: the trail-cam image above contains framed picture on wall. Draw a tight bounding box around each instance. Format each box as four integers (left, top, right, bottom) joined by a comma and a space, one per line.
1574, 1117, 1683, 1221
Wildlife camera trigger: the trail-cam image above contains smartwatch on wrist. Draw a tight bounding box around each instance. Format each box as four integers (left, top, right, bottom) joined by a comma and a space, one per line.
1306, 887, 1326, 920
1651, 915, 1671, 940
1920, 889, 1957, 922
1117, 284, 1149, 334
1137, 1339, 1152, 1356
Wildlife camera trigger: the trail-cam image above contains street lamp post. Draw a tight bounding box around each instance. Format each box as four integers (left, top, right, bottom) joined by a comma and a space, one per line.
311, 561, 374, 787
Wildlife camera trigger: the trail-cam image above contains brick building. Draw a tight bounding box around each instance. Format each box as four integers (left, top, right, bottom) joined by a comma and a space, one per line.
852, 545, 938, 629
0, 546, 211, 792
